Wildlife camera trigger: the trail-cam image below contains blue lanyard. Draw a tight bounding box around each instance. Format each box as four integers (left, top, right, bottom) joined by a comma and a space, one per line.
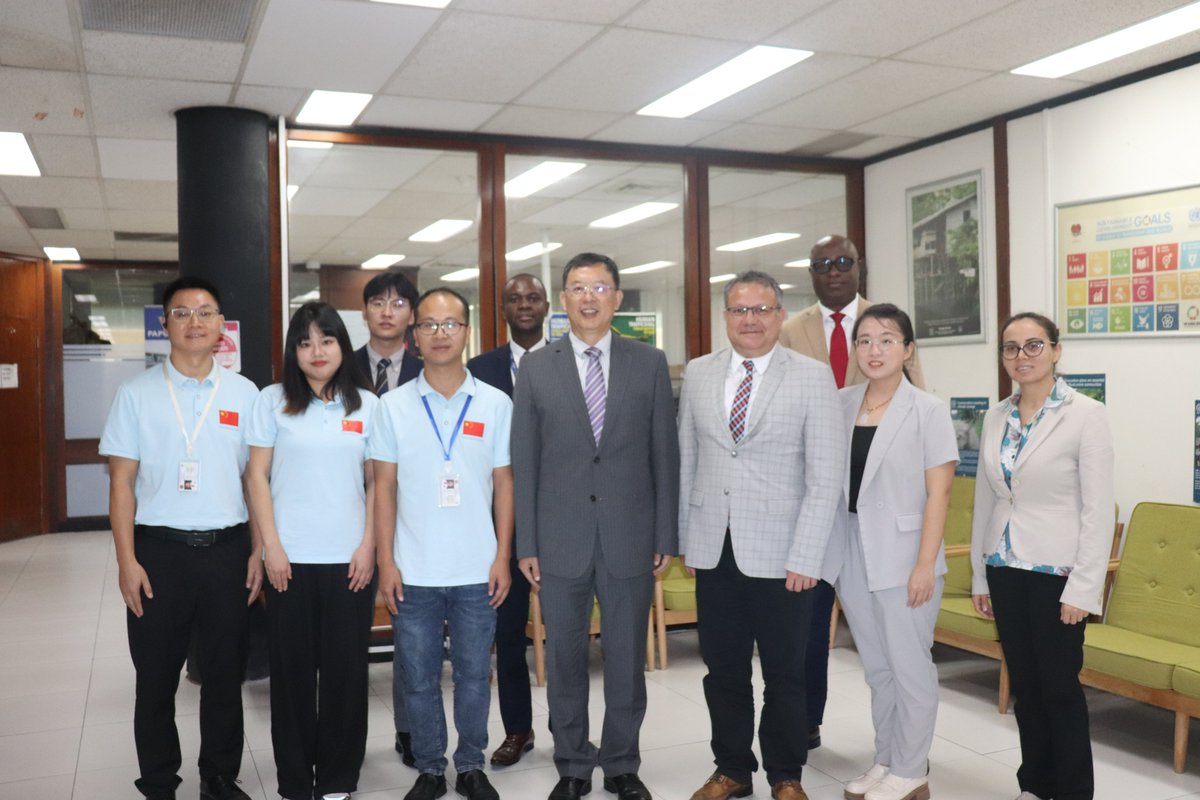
421, 393, 473, 462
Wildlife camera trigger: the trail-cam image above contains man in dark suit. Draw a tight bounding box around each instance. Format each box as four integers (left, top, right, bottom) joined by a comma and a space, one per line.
354, 269, 422, 396
513, 253, 680, 800
466, 273, 549, 767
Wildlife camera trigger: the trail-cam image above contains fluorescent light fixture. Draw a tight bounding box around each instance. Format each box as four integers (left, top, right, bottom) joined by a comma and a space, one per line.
286, 140, 333, 150
296, 90, 373, 126
287, 185, 300, 201
506, 241, 562, 261
717, 232, 801, 252
87, 315, 107, 323
409, 218, 472, 242
74, 293, 99, 303
44, 246, 80, 261
784, 258, 811, 268
361, 253, 405, 270
291, 290, 320, 303
505, 161, 586, 198
778, 284, 795, 290
441, 268, 480, 282
1013, 2, 1200, 78
709, 273, 736, 284
589, 202, 678, 229
0, 132, 40, 176
621, 260, 675, 275
369, 0, 451, 6
639, 45, 812, 119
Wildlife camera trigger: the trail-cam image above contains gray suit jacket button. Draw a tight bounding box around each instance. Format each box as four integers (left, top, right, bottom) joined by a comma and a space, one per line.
730, 450, 738, 458
593, 456, 600, 463
723, 489, 730, 496
590, 495, 597, 502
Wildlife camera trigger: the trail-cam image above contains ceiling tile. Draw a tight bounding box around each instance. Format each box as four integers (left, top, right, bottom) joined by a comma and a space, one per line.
289, 187, 390, 217
0, 206, 23, 227
1064, 29, 1200, 84
385, 12, 602, 104
619, 0, 827, 41
0, 67, 90, 135
709, 169, 805, 206
30, 135, 99, 178
477, 106, 620, 139
87, 75, 232, 139
286, 215, 353, 239
0, 230, 38, 255
103, 179, 178, 211
97, 138, 176, 181
450, 0, 641, 24
234, 84, 307, 118
303, 147, 441, 191
113, 241, 176, 261
107, 208, 177, 233
359, 96, 502, 132
520, 198, 651, 226
827, 135, 919, 159
692, 124, 834, 154
0, 0, 78, 70
590, 116, 728, 147
82, 31, 244, 82
32, 228, 115, 248
59, 208, 109, 229
0, 176, 104, 207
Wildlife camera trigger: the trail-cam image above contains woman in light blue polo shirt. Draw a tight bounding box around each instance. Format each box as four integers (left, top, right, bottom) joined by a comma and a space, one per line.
246, 302, 378, 800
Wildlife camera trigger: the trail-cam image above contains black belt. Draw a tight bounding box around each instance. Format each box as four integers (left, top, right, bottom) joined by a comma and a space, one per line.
135, 523, 247, 547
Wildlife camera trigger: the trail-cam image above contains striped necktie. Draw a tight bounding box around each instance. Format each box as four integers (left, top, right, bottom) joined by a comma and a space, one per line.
374, 358, 390, 395
583, 347, 605, 445
729, 359, 753, 442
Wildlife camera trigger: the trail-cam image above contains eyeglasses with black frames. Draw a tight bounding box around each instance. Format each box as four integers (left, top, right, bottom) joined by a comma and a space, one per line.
809, 256, 857, 275
999, 339, 1047, 360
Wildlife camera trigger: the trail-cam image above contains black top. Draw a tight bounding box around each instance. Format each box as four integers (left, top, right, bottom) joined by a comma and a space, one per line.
466, 343, 514, 398
848, 425, 877, 513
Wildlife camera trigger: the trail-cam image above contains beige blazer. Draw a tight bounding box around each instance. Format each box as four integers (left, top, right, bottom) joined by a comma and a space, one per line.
969, 385, 1115, 614
779, 296, 926, 389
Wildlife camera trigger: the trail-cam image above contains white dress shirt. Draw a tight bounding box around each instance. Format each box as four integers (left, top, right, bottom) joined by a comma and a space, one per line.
723, 345, 776, 424
509, 338, 546, 378
818, 296, 861, 354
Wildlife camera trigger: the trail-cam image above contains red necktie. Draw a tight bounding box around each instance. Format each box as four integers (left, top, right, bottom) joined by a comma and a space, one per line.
829, 312, 848, 389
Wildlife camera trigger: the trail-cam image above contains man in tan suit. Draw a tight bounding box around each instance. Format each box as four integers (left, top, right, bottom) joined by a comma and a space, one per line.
778, 234, 924, 752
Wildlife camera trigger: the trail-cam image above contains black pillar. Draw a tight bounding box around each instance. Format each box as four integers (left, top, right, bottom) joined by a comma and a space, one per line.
176, 106, 272, 388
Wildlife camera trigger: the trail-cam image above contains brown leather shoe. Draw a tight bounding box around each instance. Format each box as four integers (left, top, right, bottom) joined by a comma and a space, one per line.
770, 779, 808, 800
489, 730, 534, 766
689, 772, 752, 800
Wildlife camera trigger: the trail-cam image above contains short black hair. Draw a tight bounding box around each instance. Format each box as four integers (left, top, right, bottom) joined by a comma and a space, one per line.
162, 276, 221, 311
416, 287, 470, 325
852, 302, 915, 344
561, 252, 620, 290
362, 269, 419, 309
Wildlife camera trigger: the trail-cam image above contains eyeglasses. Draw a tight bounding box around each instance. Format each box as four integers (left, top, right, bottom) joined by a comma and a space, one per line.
564, 283, 616, 297
854, 336, 903, 351
415, 320, 466, 335
809, 256, 857, 274
166, 306, 220, 322
999, 340, 1047, 360
367, 297, 409, 312
725, 304, 781, 318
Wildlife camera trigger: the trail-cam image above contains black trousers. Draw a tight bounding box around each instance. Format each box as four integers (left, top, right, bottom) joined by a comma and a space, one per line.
494, 556, 533, 735
128, 525, 250, 799
987, 565, 1093, 800
265, 563, 375, 800
695, 533, 812, 786
805, 579, 836, 729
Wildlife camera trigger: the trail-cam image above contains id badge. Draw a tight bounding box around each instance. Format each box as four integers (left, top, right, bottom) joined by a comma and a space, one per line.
178, 460, 200, 493
438, 463, 461, 508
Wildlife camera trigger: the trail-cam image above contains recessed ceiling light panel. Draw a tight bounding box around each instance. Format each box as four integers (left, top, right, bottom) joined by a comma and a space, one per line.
296, 90, 373, 126
589, 202, 678, 229
0, 132, 41, 176
506, 242, 563, 261
362, 253, 405, 270
505, 161, 586, 198
717, 232, 801, 252
409, 219, 472, 242
638, 45, 812, 119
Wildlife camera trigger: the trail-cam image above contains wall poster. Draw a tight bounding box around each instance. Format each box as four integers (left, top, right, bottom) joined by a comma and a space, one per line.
1056, 185, 1200, 338
1062, 373, 1106, 404
950, 397, 989, 477
907, 171, 985, 344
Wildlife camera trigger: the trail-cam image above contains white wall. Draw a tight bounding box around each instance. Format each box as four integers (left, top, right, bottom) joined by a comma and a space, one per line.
865, 63, 1200, 516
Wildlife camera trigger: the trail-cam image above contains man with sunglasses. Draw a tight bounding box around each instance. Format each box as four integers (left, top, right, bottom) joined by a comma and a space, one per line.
778, 234, 925, 754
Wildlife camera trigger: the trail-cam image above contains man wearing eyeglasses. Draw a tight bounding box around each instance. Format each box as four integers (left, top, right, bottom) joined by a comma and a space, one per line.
100, 276, 262, 800
778, 234, 925, 753
679, 271, 844, 800
371, 288, 514, 800
512, 253, 680, 800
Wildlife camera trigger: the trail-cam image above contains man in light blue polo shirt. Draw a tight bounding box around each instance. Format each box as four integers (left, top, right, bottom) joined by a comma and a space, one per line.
99, 276, 262, 800
371, 287, 514, 800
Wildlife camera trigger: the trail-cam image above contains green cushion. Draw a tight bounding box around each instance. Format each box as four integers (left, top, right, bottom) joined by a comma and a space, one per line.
936, 596, 999, 640
1172, 659, 1200, 699
661, 556, 691, 582
661, 578, 697, 611
943, 476, 975, 595
1083, 624, 1200, 689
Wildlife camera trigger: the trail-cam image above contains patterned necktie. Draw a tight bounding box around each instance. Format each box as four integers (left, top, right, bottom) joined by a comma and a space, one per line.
729, 359, 754, 442
829, 311, 848, 389
583, 347, 605, 445
374, 357, 391, 395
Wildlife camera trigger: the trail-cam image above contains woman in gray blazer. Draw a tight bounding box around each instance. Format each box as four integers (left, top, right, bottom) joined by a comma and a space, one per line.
822, 304, 958, 800
970, 312, 1114, 800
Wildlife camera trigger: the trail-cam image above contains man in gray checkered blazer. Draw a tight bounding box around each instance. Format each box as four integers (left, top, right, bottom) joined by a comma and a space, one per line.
678, 271, 845, 800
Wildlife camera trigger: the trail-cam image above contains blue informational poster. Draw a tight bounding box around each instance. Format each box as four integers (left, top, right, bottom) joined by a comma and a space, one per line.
950, 397, 990, 477
1063, 373, 1106, 404
1194, 401, 1199, 505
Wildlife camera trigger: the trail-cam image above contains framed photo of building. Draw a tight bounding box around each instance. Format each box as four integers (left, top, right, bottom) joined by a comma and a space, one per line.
907, 171, 985, 343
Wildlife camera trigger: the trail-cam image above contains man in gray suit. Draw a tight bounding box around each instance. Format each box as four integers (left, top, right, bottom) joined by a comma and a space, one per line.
513, 252, 680, 800
679, 271, 845, 800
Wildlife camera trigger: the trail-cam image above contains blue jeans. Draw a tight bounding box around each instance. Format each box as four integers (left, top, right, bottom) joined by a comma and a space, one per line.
393, 583, 496, 775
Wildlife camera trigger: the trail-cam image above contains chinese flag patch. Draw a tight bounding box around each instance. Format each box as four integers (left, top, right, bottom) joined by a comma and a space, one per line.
218, 410, 239, 427
462, 420, 485, 437
342, 419, 363, 434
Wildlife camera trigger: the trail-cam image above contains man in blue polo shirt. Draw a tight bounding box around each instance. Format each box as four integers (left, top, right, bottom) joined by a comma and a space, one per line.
99, 276, 262, 800
371, 287, 514, 800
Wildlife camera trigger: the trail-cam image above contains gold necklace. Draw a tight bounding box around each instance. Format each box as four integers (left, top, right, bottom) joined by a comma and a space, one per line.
858, 395, 892, 424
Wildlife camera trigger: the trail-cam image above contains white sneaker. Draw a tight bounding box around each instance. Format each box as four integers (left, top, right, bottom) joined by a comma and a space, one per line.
865, 773, 930, 800
844, 764, 889, 799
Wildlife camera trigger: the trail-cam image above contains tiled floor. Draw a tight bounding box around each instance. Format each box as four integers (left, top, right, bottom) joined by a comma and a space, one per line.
1, 531, 1197, 800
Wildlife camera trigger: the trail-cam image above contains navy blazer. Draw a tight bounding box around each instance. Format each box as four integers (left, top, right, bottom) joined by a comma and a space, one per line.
353, 345, 421, 395
466, 344, 514, 398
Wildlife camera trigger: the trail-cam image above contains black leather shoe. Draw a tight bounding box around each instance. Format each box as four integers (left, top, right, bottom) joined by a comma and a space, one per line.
405, 773, 448, 800
603, 773, 651, 800
199, 776, 251, 800
396, 730, 417, 768
549, 776, 592, 800
807, 725, 821, 750
455, 769, 499, 800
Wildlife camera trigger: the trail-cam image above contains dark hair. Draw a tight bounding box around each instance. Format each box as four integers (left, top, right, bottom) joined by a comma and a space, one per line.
362, 269, 419, 309
724, 270, 782, 305
561, 252, 620, 290
161, 276, 221, 311
852, 302, 916, 381
999, 311, 1060, 344
416, 287, 470, 325
282, 302, 369, 416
